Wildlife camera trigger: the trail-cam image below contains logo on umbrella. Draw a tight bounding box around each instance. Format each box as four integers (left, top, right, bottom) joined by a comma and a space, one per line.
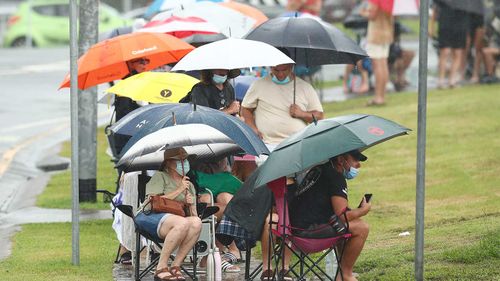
136, 120, 149, 129
368, 126, 385, 136
160, 89, 172, 98
132, 45, 158, 55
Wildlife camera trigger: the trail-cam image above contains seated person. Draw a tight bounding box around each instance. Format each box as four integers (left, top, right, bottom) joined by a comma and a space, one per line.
135, 149, 202, 281
189, 159, 244, 272
288, 150, 371, 281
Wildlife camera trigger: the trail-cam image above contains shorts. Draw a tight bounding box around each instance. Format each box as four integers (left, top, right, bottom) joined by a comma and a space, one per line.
365, 43, 390, 59
135, 212, 170, 241
438, 28, 466, 49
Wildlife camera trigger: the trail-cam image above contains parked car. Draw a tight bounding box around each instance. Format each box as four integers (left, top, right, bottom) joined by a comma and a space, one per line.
3, 0, 130, 47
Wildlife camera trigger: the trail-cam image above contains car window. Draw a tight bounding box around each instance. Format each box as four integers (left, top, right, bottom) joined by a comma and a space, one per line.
32, 5, 57, 17
56, 4, 70, 17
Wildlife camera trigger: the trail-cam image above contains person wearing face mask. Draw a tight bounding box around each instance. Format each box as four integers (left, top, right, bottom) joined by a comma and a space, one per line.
241, 49, 324, 146
134, 149, 201, 281
289, 150, 370, 281
180, 68, 241, 116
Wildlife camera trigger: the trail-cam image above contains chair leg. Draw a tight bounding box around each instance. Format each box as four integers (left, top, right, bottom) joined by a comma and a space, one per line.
245, 244, 251, 280
114, 243, 122, 263
134, 232, 141, 281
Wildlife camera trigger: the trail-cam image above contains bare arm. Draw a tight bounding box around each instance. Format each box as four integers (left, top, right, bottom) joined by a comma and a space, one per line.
429, 6, 438, 38
331, 195, 371, 223
241, 106, 263, 138
289, 105, 324, 123
360, 2, 379, 20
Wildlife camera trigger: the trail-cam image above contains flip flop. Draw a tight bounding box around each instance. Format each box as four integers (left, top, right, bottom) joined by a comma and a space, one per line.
154, 267, 176, 281
221, 260, 240, 273
170, 266, 186, 281
366, 100, 385, 107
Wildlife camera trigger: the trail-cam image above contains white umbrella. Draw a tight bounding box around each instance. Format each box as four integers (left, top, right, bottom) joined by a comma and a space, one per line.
151, 1, 256, 38
121, 142, 243, 172
171, 38, 295, 71
118, 123, 235, 168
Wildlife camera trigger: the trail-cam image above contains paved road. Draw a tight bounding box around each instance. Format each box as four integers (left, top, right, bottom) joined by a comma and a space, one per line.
0, 47, 111, 212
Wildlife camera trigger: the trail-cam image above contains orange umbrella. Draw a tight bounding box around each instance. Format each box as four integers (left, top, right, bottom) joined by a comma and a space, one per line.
219, 1, 268, 27
59, 32, 194, 90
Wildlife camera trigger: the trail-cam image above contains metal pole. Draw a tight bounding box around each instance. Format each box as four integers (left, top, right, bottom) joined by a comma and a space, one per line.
69, 0, 80, 266
415, 0, 429, 280
26, 0, 32, 47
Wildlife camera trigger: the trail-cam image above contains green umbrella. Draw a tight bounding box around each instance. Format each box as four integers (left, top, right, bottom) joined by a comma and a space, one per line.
253, 114, 411, 187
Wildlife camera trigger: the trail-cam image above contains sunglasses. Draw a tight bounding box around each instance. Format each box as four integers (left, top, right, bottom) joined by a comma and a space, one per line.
131, 58, 150, 65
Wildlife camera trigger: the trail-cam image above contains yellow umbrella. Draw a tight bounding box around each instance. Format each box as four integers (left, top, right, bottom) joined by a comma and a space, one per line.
106, 72, 199, 104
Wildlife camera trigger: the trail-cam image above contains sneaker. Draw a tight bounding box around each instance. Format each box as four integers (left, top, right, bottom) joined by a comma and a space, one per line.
279, 269, 293, 281
260, 269, 275, 281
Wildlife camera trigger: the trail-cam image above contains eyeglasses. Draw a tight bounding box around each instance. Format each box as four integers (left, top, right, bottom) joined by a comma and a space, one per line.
131, 58, 150, 65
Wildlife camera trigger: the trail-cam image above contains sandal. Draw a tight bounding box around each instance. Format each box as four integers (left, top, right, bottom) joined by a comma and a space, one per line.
154, 267, 176, 281
170, 266, 186, 281
260, 269, 275, 281
221, 260, 240, 273
119, 251, 132, 265
366, 99, 385, 107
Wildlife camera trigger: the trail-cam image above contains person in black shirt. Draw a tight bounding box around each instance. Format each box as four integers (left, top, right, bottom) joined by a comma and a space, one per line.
181, 69, 241, 115
114, 57, 150, 121
289, 150, 371, 281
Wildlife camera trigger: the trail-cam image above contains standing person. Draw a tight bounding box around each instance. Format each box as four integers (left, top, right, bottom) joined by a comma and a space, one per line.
429, 2, 467, 89
135, 150, 202, 281
361, 0, 393, 106
289, 150, 370, 281
181, 69, 241, 116
241, 57, 324, 281
114, 57, 150, 121
464, 10, 486, 84
241, 62, 324, 146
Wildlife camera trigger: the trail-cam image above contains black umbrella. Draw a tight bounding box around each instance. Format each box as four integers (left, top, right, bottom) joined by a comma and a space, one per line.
435, 0, 484, 15
244, 16, 368, 67
343, 1, 368, 30
181, 32, 227, 47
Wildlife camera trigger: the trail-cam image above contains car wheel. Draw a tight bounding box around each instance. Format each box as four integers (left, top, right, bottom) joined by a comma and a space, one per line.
10, 37, 37, 48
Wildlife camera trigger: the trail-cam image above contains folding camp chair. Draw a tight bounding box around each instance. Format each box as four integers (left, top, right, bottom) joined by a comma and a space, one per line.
265, 177, 352, 281
98, 177, 218, 281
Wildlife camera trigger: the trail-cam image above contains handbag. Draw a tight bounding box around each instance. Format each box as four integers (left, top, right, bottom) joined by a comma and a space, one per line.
145, 195, 188, 217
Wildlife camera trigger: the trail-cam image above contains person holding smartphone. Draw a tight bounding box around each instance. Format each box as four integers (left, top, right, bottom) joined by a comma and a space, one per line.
289, 150, 371, 281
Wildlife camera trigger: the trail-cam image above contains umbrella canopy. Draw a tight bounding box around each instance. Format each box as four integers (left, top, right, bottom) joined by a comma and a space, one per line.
110, 103, 270, 157
181, 32, 227, 47
232, 75, 259, 101
144, 0, 226, 19
59, 33, 194, 90
151, 1, 256, 38
252, 114, 411, 187
118, 123, 237, 168
137, 16, 220, 38
219, 1, 268, 27
105, 72, 199, 104
171, 38, 295, 71
121, 142, 242, 172
244, 17, 368, 67
434, 0, 484, 15
369, 0, 419, 16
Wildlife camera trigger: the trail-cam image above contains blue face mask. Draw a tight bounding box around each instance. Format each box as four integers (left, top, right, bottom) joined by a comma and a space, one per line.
175, 160, 190, 176
212, 74, 227, 84
343, 166, 359, 180
271, 75, 291, 85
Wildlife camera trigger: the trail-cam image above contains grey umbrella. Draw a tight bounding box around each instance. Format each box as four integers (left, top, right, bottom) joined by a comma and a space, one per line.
117, 123, 238, 170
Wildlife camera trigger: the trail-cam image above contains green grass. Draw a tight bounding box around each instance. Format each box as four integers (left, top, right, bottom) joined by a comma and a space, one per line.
2, 84, 500, 280
36, 127, 117, 209
0, 220, 116, 281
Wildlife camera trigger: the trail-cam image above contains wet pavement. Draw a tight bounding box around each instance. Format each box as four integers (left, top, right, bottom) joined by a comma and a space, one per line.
112, 254, 263, 281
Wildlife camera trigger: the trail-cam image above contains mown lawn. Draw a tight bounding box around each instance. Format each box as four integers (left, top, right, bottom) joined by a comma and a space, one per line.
1, 84, 499, 280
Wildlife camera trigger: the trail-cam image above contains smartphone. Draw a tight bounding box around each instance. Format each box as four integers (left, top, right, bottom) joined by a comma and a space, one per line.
358, 193, 373, 208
